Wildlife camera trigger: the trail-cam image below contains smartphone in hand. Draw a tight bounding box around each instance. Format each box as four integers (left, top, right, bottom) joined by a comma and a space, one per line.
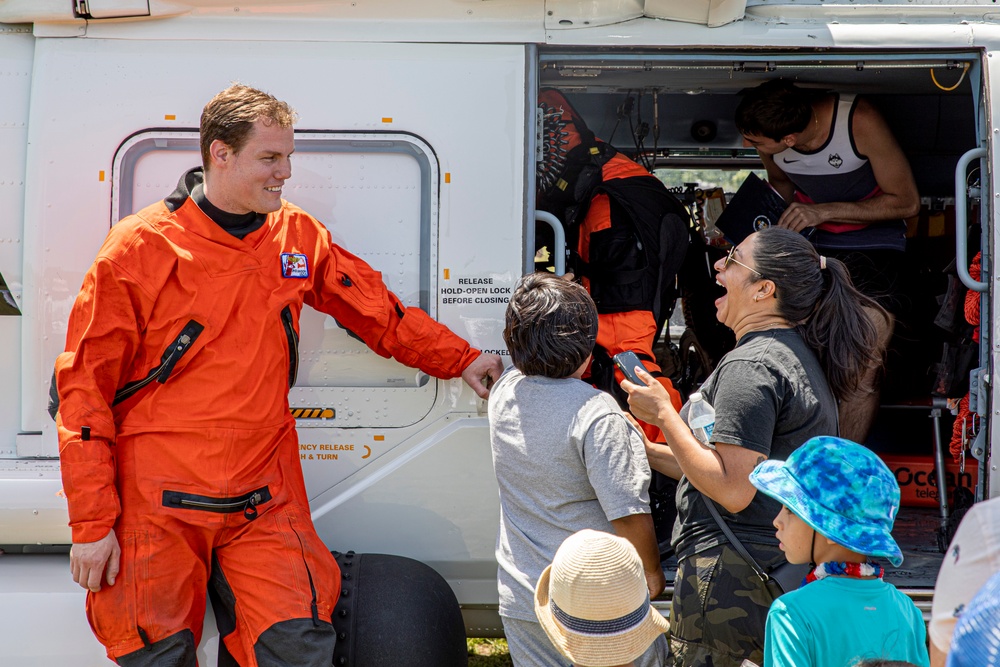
613, 350, 649, 386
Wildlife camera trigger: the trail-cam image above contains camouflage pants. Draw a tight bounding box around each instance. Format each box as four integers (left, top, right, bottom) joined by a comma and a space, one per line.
669, 543, 781, 667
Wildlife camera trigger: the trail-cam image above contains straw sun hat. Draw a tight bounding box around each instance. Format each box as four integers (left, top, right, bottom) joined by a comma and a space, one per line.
534, 529, 669, 667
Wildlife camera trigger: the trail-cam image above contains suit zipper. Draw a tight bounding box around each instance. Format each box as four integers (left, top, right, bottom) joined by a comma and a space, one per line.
162, 487, 271, 521
291, 522, 321, 626
281, 305, 299, 388
179, 492, 261, 511
113, 320, 204, 406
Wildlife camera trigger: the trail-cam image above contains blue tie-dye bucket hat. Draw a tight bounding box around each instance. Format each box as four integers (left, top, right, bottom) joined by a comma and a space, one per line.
749, 435, 903, 567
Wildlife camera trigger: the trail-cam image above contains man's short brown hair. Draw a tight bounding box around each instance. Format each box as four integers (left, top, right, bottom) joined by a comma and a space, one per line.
200, 84, 297, 169
503, 273, 597, 378
734, 79, 814, 141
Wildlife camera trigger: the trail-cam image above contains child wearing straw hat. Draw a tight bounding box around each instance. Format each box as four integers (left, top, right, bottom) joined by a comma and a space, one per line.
535, 530, 671, 667
490, 273, 668, 667
748, 436, 929, 667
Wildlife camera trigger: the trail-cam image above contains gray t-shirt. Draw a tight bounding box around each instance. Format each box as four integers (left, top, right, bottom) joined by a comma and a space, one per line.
489, 367, 652, 621
673, 328, 838, 560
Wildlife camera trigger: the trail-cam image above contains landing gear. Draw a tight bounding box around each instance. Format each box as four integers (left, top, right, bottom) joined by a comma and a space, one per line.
330, 551, 469, 667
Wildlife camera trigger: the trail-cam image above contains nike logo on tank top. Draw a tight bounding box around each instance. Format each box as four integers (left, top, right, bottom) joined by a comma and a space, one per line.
773, 94, 880, 204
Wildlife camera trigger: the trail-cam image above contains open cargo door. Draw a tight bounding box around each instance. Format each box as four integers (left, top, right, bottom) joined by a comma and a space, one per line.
533, 50, 991, 597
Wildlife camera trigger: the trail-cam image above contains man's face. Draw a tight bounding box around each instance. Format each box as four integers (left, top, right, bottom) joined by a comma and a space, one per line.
206, 119, 294, 215
741, 132, 793, 156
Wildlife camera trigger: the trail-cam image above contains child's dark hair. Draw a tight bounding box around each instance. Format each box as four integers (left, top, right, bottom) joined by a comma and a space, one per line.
503, 273, 597, 378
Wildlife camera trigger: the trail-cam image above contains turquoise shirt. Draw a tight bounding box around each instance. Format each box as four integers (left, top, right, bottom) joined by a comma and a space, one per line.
764, 577, 930, 667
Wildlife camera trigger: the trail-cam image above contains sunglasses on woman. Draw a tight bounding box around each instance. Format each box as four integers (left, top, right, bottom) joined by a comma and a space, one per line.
724, 246, 766, 279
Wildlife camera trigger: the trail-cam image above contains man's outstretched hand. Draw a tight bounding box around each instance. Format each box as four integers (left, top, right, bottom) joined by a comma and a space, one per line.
462, 353, 505, 399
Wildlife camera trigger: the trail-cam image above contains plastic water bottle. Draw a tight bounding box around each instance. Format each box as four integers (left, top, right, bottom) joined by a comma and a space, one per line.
688, 392, 716, 449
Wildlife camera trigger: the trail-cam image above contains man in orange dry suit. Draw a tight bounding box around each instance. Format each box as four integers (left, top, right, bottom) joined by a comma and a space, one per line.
536, 89, 685, 431
537, 89, 687, 552
53, 84, 504, 667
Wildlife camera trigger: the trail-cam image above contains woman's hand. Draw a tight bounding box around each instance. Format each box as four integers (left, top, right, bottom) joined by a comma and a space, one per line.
621, 366, 678, 427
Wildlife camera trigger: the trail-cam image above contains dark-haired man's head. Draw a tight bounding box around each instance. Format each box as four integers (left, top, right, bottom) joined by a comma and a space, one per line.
503, 273, 597, 378
735, 80, 814, 145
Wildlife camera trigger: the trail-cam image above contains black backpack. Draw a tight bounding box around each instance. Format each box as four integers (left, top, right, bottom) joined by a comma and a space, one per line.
537, 141, 690, 350
537, 149, 690, 406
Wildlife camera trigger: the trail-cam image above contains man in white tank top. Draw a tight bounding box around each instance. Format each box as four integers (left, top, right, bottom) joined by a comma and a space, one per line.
734, 79, 920, 444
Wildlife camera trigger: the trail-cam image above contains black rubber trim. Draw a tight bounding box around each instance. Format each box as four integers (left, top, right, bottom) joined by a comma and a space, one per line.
47, 368, 59, 420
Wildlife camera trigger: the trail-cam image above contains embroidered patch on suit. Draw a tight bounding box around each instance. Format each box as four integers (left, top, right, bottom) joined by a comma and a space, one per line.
281, 253, 309, 279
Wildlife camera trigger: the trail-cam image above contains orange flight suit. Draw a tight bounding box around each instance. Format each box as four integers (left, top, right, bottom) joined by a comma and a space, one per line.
55, 169, 480, 665
579, 153, 684, 438
537, 89, 683, 439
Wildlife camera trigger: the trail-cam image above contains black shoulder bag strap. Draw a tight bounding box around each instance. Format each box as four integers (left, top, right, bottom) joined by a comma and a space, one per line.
703, 495, 807, 598
704, 496, 770, 584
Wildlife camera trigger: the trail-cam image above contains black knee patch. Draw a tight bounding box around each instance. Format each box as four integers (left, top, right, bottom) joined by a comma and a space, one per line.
255, 618, 336, 667
116, 628, 196, 667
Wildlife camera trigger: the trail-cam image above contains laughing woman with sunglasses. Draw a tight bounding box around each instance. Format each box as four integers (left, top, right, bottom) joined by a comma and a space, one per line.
620, 226, 888, 667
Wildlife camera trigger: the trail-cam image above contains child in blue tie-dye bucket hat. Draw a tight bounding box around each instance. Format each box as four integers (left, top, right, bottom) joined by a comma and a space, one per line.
748, 436, 929, 667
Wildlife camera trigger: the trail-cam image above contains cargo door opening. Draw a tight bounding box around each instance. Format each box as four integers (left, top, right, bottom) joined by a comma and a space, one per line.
535, 50, 987, 590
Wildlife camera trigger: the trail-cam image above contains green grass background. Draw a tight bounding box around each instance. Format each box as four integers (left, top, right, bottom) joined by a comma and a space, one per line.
468, 638, 513, 666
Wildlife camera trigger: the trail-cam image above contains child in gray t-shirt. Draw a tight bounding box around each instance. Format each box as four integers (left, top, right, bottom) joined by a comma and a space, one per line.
489, 273, 668, 667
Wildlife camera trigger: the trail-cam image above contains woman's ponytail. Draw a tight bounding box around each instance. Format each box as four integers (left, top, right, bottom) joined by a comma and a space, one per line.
801, 257, 888, 401
752, 228, 889, 402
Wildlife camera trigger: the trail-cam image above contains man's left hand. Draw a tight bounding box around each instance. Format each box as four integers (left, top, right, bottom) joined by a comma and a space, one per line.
778, 202, 828, 232
462, 353, 504, 399
70, 529, 121, 593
